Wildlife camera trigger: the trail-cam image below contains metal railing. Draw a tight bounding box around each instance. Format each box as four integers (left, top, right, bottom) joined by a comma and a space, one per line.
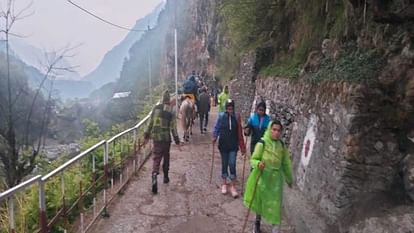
0, 175, 42, 233
0, 111, 154, 233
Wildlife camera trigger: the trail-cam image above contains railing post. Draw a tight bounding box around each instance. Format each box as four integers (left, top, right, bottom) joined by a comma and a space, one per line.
79, 181, 84, 233
127, 133, 130, 155
39, 180, 48, 233
133, 129, 137, 156
111, 141, 115, 189
111, 141, 115, 190
119, 138, 124, 185
137, 138, 141, 168
60, 172, 68, 231
92, 152, 97, 217
8, 198, 15, 233
112, 141, 115, 159
133, 129, 138, 175
102, 141, 110, 218
120, 138, 123, 156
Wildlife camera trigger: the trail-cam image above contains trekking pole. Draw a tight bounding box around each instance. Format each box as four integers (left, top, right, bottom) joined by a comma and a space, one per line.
241, 136, 248, 194
209, 141, 216, 184
241, 153, 247, 194
241, 169, 262, 233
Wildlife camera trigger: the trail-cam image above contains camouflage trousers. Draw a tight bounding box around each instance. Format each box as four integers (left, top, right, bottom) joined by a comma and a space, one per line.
152, 141, 171, 176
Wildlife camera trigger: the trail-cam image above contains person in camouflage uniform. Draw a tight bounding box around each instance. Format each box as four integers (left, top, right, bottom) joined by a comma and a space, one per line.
144, 90, 180, 194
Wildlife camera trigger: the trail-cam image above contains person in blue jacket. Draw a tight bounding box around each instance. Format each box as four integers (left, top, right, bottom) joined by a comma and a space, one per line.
243, 100, 271, 232
244, 101, 271, 154
213, 99, 246, 198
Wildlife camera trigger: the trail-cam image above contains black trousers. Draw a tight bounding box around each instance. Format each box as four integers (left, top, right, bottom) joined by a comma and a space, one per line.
199, 112, 208, 130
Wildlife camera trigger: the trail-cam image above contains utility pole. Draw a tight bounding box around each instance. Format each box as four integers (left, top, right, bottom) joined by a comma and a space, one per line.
174, 0, 178, 115
148, 48, 152, 103
174, 29, 178, 113
148, 24, 152, 103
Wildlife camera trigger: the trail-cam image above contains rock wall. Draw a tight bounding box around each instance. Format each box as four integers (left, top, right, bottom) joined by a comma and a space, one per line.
253, 76, 413, 232
229, 53, 257, 120
227, 42, 414, 231
348, 206, 414, 233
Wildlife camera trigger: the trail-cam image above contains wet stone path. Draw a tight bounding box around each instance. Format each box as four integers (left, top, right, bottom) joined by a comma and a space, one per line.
89, 107, 294, 233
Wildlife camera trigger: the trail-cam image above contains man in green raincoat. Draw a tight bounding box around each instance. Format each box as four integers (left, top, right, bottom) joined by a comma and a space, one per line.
218, 85, 230, 113
243, 120, 293, 233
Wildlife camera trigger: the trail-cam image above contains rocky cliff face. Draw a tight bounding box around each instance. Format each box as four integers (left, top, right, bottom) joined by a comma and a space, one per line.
160, 0, 227, 87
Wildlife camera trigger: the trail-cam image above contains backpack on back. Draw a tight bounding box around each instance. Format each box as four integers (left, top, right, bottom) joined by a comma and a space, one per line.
183, 79, 195, 93
257, 138, 285, 154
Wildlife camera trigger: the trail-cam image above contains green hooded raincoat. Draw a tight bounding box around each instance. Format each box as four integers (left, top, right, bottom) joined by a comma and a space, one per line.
243, 121, 293, 225
218, 90, 230, 113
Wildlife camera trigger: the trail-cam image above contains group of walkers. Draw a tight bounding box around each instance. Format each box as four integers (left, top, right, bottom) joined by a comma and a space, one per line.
144, 73, 293, 233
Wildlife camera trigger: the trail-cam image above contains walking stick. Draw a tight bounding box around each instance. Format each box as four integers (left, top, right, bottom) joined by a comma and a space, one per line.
209, 141, 216, 184
241, 136, 248, 194
241, 169, 262, 233
241, 153, 247, 193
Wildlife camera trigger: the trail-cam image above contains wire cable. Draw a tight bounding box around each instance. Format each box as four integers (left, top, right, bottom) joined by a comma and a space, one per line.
66, 0, 147, 32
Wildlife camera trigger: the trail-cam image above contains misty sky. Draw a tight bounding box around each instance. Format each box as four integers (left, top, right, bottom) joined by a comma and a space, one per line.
10, 0, 163, 76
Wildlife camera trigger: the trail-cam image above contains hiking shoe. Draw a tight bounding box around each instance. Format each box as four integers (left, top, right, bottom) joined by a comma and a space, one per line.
230, 186, 238, 198
203, 127, 207, 132
151, 173, 158, 194
221, 184, 227, 194
163, 176, 170, 184
252, 222, 261, 233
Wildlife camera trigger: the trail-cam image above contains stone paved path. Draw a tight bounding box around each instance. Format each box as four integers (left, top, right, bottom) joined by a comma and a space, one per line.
89, 107, 294, 233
